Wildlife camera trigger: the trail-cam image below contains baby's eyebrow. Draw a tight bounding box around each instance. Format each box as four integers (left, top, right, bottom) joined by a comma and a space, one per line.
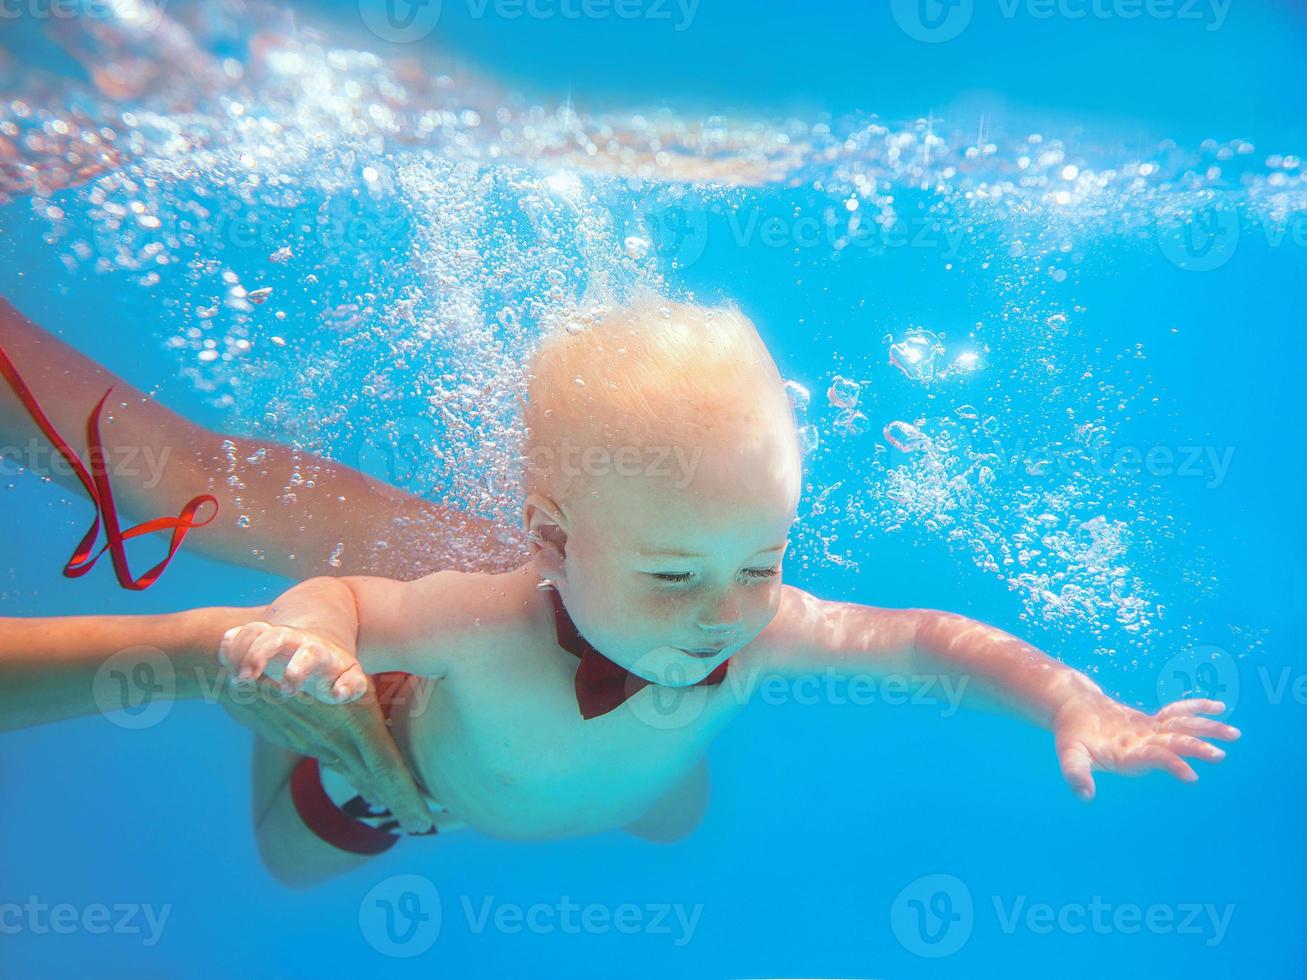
635, 543, 787, 559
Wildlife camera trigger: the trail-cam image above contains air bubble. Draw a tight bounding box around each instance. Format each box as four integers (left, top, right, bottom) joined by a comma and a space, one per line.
834, 409, 868, 436
883, 420, 928, 452
889, 330, 945, 382
826, 375, 860, 409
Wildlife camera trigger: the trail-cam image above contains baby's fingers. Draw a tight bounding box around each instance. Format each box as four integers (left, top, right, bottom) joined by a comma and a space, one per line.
282, 643, 355, 702
1165, 715, 1242, 742
243, 628, 301, 684
1157, 733, 1227, 763
1130, 744, 1199, 783
219, 622, 283, 680
1156, 698, 1226, 721
331, 665, 369, 704
1057, 740, 1097, 803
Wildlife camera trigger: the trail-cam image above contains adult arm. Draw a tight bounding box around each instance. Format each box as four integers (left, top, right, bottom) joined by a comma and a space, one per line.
0, 295, 524, 579
0, 604, 435, 832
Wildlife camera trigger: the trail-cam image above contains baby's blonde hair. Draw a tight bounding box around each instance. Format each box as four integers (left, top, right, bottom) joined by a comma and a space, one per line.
521, 292, 796, 502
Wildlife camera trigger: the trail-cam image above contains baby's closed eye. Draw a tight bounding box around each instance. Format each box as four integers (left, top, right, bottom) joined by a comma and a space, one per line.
646, 567, 778, 584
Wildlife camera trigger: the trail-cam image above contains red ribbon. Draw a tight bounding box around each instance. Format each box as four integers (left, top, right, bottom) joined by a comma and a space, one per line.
0, 341, 218, 590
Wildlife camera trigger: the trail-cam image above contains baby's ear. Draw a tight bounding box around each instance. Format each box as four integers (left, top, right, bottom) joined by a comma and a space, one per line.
523, 494, 568, 579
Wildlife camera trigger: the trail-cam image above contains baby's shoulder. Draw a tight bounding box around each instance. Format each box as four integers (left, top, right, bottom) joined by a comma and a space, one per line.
397, 562, 541, 664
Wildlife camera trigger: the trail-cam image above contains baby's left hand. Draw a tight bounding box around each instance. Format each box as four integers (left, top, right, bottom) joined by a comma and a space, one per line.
1052, 694, 1240, 802
219, 621, 367, 704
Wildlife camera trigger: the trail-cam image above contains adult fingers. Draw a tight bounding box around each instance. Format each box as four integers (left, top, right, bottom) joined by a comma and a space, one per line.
224, 684, 375, 794
347, 700, 434, 833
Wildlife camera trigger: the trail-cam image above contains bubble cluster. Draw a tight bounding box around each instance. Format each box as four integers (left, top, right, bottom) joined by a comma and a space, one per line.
1, 4, 1287, 664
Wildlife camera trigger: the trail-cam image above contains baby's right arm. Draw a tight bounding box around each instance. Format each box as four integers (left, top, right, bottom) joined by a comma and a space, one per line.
220, 568, 519, 700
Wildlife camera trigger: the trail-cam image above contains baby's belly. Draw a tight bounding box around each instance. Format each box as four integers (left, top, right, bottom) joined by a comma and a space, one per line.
400, 674, 739, 840
427, 763, 682, 839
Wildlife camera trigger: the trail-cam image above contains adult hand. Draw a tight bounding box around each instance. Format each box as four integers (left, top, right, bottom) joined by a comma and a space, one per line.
218, 675, 434, 833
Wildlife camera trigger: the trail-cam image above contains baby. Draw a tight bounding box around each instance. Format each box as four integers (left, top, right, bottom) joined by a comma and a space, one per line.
207, 295, 1237, 886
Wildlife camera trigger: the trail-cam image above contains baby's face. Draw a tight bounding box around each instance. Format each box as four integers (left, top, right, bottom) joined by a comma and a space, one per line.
554, 422, 801, 685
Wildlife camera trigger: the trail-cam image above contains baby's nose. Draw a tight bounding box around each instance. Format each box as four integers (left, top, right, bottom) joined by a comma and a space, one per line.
696, 594, 743, 631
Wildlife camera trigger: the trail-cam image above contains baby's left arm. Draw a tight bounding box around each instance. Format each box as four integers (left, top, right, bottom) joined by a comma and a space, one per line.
749, 587, 1240, 801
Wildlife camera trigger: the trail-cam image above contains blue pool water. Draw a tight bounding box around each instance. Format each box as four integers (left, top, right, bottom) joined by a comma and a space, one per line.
2, 1, 1305, 977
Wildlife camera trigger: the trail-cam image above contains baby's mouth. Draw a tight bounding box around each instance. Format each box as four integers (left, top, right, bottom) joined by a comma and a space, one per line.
678, 645, 728, 659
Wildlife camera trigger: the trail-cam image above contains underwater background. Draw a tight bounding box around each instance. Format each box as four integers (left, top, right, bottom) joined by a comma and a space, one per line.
1, 0, 1304, 976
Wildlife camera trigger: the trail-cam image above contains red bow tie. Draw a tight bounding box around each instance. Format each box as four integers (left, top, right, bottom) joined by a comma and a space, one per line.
545, 585, 731, 720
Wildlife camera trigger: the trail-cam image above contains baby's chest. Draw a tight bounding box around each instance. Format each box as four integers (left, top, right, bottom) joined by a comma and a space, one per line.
420, 657, 739, 828
463, 677, 725, 784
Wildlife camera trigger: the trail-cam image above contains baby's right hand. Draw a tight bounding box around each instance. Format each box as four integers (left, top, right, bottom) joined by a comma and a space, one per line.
218, 622, 368, 704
